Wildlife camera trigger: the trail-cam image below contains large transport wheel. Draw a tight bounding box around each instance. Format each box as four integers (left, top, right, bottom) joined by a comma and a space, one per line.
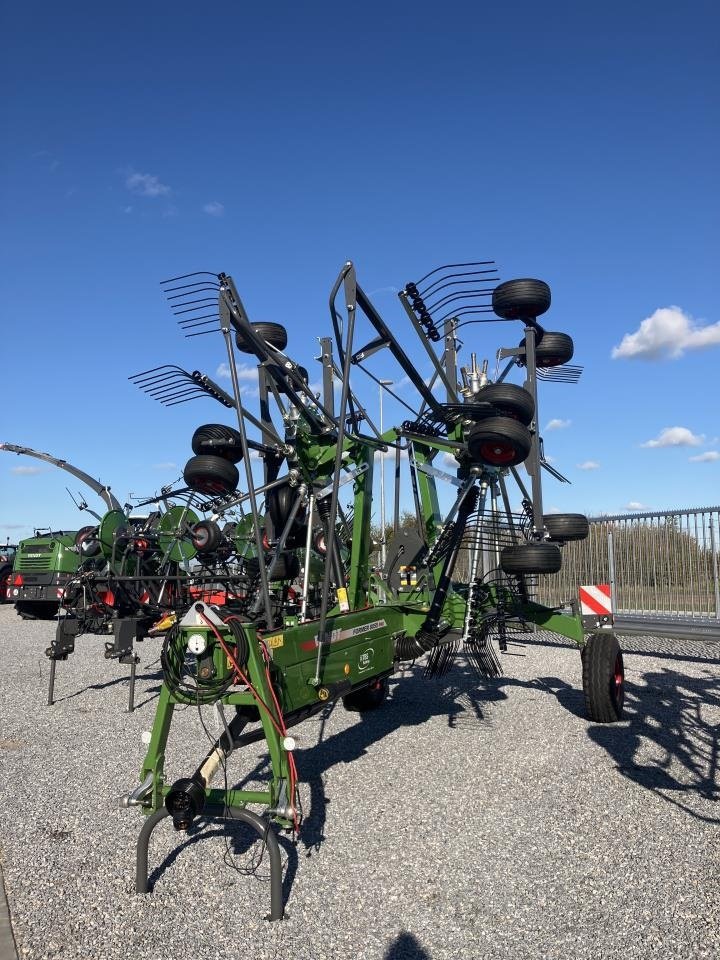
467, 416, 532, 467
235, 321, 288, 354
474, 383, 535, 425
16, 601, 60, 620
267, 484, 305, 532
523, 331, 574, 368
191, 424, 244, 463
582, 631, 625, 722
183, 455, 239, 495
500, 542, 562, 574
492, 279, 551, 320
544, 513, 589, 542
342, 677, 389, 712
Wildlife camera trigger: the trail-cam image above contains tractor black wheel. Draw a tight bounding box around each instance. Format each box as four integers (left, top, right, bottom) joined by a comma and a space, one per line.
235, 321, 288, 354
493, 279, 551, 320
191, 424, 244, 463
183, 455, 239, 495
75, 525, 102, 558
191, 520, 223, 553
467, 417, 532, 467
16, 601, 60, 620
534, 331, 574, 368
582, 632, 625, 722
474, 383, 535, 426
544, 513, 589, 542
343, 677, 389, 712
267, 484, 305, 533
500, 542, 562, 574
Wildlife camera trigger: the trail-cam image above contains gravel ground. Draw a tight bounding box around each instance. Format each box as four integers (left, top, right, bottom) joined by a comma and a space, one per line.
0, 603, 718, 960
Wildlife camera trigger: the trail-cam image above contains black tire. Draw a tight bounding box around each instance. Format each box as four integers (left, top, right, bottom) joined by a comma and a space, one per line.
16, 601, 60, 620
75, 525, 102, 558
183, 455, 239, 495
473, 383, 535, 426
267, 484, 305, 532
343, 677, 388, 712
235, 321, 288, 354
312, 528, 327, 555
191, 520, 222, 553
467, 417, 532, 467
493, 279, 551, 320
582, 632, 624, 722
544, 513, 589, 542
519, 331, 574, 368
500, 542, 562, 574
191, 424, 244, 464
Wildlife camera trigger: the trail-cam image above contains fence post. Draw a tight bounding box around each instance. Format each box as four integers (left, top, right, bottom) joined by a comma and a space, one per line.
607, 527, 616, 616
710, 518, 720, 620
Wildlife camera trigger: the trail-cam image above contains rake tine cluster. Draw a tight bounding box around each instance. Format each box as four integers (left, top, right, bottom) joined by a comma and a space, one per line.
402, 261, 501, 341
129, 365, 235, 408
424, 635, 459, 679
536, 364, 584, 383
161, 271, 222, 338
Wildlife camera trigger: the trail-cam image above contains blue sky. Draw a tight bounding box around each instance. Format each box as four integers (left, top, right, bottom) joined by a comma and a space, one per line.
1, 1, 718, 541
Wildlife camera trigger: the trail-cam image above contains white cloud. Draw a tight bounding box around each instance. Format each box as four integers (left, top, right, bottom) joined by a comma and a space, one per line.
625, 501, 647, 511
612, 306, 720, 360
577, 460, 600, 470
641, 427, 704, 448
545, 418, 571, 431
216, 362, 258, 382
203, 201, 225, 217
689, 451, 720, 463
10, 465, 44, 475
152, 462, 177, 470
125, 171, 171, 197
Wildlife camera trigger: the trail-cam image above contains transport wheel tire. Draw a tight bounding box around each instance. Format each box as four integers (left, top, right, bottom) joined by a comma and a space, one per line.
467, 417, 532, 467
544, 513, 589, 542
312, 528, 327, 555
183, 455, 239, 495
582, 632, 625, 722
191, 520, 222, 553
16, 601, 60, 620
533, 331, 574, 368
191, 424, 244, 463
267, 484, 305, 533
500, 542, 562, 574
492, 279, 550, 320
235, 321, 288, 354
343, 677, 389, 712
474, 383, 535, 425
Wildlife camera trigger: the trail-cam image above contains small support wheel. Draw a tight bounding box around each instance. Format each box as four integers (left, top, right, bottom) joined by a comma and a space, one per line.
235, 321, 288, 354
500, 542, 562, 574
544, 513, 589, 542
467, 416, 532, 467
582, 631, 625, 722
183, 455, 239, 495
493, 279, 551, 320
191, 424, 244, 463
474, 382, 535, 425
519, 331, 574, 368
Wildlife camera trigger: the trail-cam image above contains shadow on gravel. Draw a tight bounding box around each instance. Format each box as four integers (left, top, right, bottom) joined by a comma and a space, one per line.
50, 668, 163, 705
589, 668, 720, 822
385, 931, 432, 959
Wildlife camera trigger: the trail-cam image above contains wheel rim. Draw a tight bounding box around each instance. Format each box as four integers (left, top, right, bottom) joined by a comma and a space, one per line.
478, 440, 517, 465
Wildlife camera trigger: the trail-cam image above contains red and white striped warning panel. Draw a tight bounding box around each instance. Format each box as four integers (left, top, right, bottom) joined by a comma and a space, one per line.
578, 584, 612, 617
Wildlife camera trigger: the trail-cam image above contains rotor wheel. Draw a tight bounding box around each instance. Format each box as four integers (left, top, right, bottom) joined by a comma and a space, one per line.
500, 542, 562, 574
582, 632, 625, 722
191, 520, 223, 553
467, 416, 532, 467
183, 455, 239, 495
75, 525, 102, 558
158, 505, 200, 563
235, 321, 288, 354
492, 278, 551, 320
191, 424, 244, 464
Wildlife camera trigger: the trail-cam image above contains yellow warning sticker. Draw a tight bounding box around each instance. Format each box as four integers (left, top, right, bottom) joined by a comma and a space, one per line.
266, 634, 284, 649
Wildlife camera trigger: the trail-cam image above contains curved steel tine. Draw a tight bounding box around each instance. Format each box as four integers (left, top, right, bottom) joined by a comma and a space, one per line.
413, 260, 496, 287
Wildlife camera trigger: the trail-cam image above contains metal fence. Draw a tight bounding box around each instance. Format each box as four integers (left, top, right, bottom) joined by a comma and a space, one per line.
537, 506, 720, 623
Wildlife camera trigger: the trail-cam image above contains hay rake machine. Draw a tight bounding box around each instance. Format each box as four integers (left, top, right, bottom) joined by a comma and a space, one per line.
101, 260, 626, 920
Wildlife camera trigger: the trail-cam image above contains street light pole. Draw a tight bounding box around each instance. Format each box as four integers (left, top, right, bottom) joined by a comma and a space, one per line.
379, 379, 393, 570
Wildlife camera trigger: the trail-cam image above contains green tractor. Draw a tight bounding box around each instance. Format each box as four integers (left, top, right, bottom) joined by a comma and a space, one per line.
10, 529, 81, 620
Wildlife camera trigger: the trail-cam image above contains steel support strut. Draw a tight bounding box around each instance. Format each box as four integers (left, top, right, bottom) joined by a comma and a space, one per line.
135, 805, 284, 921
